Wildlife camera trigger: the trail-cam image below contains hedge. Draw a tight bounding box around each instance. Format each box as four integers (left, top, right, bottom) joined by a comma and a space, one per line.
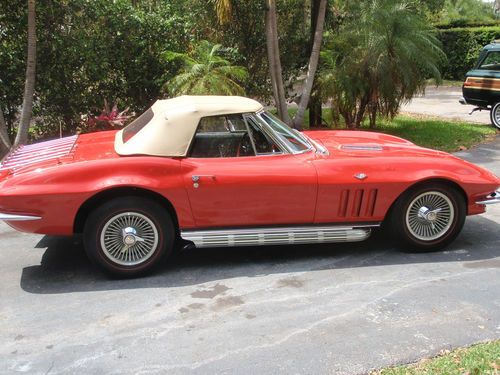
435, 20, 500, 29
438, 26, 500, 80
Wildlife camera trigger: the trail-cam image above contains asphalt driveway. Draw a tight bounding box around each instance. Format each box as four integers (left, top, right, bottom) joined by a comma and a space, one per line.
1, 138, 499, 375
402, 85, 491, 124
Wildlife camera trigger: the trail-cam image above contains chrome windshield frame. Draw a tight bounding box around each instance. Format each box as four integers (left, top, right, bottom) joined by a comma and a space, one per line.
242, 113, 287, 156
254, 110, 315, 155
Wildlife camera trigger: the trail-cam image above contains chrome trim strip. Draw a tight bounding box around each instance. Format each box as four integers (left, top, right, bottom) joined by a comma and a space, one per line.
181, 224, 378, 248
476, 190, 500, 205
341, 145, 383, 151
0, 136, 77, 171
0, 213, 42, 221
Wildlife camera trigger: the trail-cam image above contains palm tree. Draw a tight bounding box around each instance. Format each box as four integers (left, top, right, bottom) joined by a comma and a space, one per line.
265, 0, 290, 124
292, 0, 327, 129
212, 0, 290, 122
320, 0, 445, 129
165, 40, 248, 96
1, 0, 37, 153
14, 0, 37, 147
211, 0, 327, 129
212, 0, 233, 25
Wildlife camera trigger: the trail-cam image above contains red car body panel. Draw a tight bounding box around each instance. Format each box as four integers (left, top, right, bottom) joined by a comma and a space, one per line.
181, 153, 318, 228
0, 129, 498, 236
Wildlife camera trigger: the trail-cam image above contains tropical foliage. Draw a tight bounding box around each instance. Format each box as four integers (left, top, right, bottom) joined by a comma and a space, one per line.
1, 0, 492, 152
79, 100, 132, 133
320, 0, 445, 129
165, 40, 248, 96
438, 0, 497, 24
1, 0, 189, 144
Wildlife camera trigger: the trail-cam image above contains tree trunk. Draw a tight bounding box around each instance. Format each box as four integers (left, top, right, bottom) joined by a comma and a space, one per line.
0, 107, 11, 158
265, 0, 290, 124
308, 94, 322, 127
369, 106, 377, 129
354, 96, 369, 129
331, 104, 340, 128
308, 0, 322, 128
292, 0, 327, 130
0, 107, 11, 152
14, 0, 36, 147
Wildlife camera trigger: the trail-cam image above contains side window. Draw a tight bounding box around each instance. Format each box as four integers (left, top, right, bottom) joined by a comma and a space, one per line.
196, 116, 229, 133
190, 115, 252, 158
189, 114, 282, 158
479, 51, 500, 71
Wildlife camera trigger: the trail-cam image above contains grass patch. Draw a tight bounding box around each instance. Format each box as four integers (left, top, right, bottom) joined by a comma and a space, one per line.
280, 108, 497, 152
373, 340, 500, 375
365, 115, 497, 153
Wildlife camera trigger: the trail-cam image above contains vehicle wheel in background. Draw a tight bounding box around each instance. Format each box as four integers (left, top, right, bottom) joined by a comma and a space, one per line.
390, 183, 466, 252
490, 102, 500, 129
83, 197, 174, 277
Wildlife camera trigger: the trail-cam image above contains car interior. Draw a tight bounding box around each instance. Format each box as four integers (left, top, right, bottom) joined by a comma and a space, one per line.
189, 114, 280, 158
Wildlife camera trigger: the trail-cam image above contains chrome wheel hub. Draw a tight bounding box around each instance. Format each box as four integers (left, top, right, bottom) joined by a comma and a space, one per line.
100, 212, 159, 266
405, 191, 455, 241
417, 206, 439, 222
123, 227, 138, 246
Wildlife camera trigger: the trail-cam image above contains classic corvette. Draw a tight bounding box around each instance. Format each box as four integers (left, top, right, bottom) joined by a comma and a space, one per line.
1, 95, 499, 276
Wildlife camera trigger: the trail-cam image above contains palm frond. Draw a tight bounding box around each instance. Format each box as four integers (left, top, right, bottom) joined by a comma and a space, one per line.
165, 40, 248, 96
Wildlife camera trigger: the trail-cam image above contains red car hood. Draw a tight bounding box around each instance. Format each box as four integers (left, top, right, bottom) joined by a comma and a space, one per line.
0, 131, 118, 176
304, 130, 446, 158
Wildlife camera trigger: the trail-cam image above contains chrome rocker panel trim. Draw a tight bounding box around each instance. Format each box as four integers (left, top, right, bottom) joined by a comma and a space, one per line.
0, 213, 42, 221
181, 224, 378, 248
476, 190, 500, 205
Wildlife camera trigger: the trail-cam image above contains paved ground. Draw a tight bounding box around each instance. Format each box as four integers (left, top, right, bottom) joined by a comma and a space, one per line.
1, 140, 499, 375
402, 86, 491, 124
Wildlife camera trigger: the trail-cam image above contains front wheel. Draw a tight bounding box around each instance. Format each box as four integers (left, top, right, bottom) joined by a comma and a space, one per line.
490, 102, 500, 129
83, 197, 174, 277
390, 183, 466, 252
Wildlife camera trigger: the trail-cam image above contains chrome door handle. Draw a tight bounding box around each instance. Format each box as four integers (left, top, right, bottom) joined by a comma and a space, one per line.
192, 175, 215, 182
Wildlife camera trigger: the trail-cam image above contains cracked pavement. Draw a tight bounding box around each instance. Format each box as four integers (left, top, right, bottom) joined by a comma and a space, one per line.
1, 138, 499, 374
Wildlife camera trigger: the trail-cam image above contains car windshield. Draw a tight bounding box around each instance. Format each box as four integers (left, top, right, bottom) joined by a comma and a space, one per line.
258, 111, 312, 153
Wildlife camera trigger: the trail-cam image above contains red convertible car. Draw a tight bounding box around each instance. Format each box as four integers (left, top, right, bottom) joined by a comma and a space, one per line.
0, 96, 499, 276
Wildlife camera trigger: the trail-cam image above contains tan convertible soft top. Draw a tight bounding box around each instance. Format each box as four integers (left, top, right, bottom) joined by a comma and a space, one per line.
114, 95, 263, 157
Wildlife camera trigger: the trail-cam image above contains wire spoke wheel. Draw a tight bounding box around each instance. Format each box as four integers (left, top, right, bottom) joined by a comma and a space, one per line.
100, 212, 159, 266
405, 191, 455, 241
490, 103, 500, 129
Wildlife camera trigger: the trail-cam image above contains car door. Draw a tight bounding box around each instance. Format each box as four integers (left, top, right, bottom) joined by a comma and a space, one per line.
180, 113, 317, 228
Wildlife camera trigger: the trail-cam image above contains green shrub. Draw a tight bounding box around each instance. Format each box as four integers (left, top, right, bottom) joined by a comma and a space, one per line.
0, 0, 190, 140
438, 26, 500, 80
435, 20, 500, 29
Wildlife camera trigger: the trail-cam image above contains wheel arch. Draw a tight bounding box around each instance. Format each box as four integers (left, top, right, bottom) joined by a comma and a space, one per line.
73, 187, 180, 237
383, 178, 468, 225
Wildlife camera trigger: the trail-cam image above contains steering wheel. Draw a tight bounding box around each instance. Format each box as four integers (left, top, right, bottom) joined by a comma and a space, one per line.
237, 133, 253, 157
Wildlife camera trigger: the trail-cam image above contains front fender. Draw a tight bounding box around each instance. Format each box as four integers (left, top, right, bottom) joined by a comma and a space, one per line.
0, 157, 192, 235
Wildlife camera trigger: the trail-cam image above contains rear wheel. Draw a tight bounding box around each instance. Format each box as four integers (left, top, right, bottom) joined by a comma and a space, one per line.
83, 197, 174, 277
490, 102, 500, 129
390, 183, 466, 252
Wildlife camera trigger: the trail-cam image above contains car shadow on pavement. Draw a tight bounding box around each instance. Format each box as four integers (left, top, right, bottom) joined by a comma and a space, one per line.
20, 215, 500, 295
